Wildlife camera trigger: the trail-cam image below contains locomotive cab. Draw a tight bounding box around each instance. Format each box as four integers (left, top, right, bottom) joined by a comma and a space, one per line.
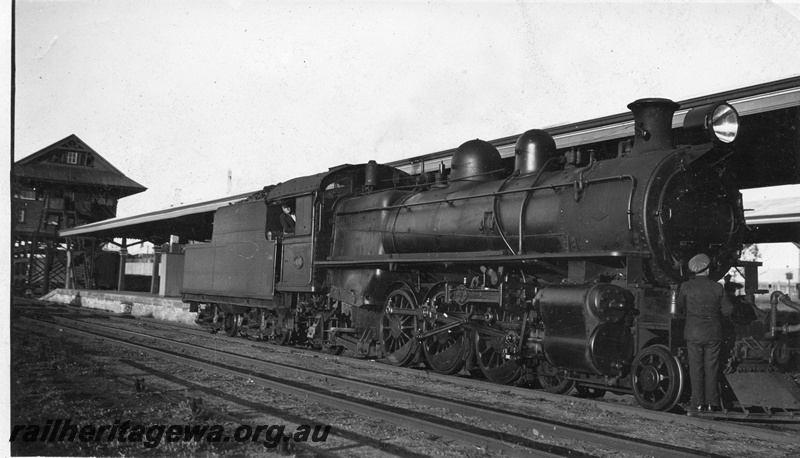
273, 195, 316, 290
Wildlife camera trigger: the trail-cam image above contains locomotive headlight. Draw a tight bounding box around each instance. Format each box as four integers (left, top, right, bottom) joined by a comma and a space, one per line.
682, 102, 739, 145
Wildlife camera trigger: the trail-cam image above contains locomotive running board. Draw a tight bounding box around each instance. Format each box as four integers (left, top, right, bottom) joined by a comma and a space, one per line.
318, 249, 650, 266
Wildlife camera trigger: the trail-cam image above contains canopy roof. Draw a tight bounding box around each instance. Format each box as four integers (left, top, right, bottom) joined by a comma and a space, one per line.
59, 191, 258, 243
58, 78, 800, 246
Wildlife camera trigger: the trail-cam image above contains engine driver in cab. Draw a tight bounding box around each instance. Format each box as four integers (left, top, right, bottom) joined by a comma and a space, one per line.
279, 204, 295, 234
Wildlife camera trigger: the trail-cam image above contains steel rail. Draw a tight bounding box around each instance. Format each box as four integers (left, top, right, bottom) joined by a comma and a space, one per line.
18, 302, 799, 442
13, 324, 418, 458
22, 317, 582, 458
32, 314, 726, 458
115, 358, 431, 458
22, 322, 418, 458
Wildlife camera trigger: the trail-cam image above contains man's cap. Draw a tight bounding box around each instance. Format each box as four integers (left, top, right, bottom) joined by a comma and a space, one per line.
688, 254, 710, 273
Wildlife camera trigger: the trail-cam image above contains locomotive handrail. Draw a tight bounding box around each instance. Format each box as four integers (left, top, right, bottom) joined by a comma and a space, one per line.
337, 174, 638, 254
386, 192, 420, 254
583, 175, 637, 231
317, 249, 650, 266
493, 170, 521, 255
517, 156, 568, 255
336, 175, 637, 234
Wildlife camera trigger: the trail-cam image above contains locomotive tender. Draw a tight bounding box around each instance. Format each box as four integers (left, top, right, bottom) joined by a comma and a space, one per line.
183, 98, 798, 412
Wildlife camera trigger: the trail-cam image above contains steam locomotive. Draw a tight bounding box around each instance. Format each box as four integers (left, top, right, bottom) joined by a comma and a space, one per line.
182, 98, 800, 412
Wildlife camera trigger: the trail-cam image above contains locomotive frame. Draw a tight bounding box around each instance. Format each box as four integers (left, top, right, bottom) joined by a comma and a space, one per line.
183, 97, 800, 412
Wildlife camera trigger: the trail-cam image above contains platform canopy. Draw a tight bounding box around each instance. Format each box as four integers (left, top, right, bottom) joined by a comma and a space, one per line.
59, 191, 260, 243
60, 77, 800, 247
742, 185, 800, 244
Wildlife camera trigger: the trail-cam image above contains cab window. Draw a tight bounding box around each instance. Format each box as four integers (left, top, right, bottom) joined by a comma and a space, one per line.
266, 195, 313, 238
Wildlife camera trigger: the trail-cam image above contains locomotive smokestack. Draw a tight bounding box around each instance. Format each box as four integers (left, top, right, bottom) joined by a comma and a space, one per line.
627, 98, 680, 155
364, 160, 378, 191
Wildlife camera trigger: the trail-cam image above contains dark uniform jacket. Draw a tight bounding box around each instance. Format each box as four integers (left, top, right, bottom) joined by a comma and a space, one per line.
279, 213, 295, 233
677, 276, 733, 342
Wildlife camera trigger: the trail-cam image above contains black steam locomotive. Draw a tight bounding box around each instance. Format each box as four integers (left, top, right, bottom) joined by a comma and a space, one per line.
182, 98, 798, 412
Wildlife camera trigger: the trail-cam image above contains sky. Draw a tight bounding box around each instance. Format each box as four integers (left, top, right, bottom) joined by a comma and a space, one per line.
4, 1, 800, 446
10, 0, 800, 218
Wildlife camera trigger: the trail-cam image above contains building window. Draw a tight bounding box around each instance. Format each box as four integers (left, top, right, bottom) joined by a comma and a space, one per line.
16, 209, 25, 223
66, 151, 79, 164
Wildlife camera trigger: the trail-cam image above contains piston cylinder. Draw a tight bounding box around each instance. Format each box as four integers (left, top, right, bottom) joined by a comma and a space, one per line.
538, 283, 635, 375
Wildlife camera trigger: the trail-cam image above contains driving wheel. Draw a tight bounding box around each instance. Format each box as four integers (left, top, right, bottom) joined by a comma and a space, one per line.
421, 285, 470, 375
380, 286, 419, 367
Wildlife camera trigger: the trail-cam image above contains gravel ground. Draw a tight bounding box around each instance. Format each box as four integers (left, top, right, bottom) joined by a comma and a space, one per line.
10, 308, 800, 457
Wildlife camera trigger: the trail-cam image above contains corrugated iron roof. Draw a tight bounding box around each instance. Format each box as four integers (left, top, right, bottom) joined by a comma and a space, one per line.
744, 190, 800, 225
389, 76, 800, 175
59, 190, 259, 241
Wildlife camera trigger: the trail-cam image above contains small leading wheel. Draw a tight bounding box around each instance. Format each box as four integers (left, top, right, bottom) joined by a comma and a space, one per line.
421, 285, 470, 375
475, 329, 522, 385
631, 344, 685, 411
380, 286, 419, 367
274, 329, 292, 346
322, 344, 345, 356
537, 360, 576, 394
575, 385, 606, 399
264, 312, 292, 345
321, 314, 345, 356
223, 313, 239, 337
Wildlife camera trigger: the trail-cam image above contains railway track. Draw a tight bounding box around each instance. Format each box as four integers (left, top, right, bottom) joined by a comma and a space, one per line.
17, 315, 582, 457
17, 305, 793, 457
13, 326, 431, 458
17, 300, 800, 435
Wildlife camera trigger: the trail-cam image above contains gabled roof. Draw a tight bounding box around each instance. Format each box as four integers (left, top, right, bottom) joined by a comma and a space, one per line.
14, 134, 146, 197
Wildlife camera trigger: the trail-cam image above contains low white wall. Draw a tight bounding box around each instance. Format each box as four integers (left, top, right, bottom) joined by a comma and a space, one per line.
39, 288, 197, 326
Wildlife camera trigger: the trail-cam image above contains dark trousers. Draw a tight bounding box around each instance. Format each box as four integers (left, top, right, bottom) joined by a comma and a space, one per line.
687, 339, 721, 406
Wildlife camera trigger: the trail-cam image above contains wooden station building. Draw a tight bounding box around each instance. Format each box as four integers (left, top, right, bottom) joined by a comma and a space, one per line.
12, 135, 146, 295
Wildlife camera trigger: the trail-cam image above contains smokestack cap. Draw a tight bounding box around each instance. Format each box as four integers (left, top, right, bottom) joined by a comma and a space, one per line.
627, 98, 681, 155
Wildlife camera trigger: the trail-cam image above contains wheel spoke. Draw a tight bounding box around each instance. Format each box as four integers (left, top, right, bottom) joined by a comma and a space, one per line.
631, 345, 684, 411
380, 286, 419, 367
421, 286, 469, 375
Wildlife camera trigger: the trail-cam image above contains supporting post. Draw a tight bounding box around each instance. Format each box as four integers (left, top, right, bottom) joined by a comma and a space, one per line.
42, 241, 53, 294
117, 238, 127, 292
149, 244, 162, 295
65, 238, 73, 289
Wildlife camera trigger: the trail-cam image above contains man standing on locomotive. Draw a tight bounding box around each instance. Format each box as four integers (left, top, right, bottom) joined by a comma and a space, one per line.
279, 203, 296, 234
677, 253, 734, 415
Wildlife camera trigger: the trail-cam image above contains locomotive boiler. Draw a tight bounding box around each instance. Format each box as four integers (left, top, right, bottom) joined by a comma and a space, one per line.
183, 96, 799, 412
320, 98, 747, 410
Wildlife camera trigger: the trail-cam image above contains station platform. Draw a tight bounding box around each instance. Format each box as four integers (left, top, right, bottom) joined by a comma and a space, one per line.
39, 289, 196, 325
